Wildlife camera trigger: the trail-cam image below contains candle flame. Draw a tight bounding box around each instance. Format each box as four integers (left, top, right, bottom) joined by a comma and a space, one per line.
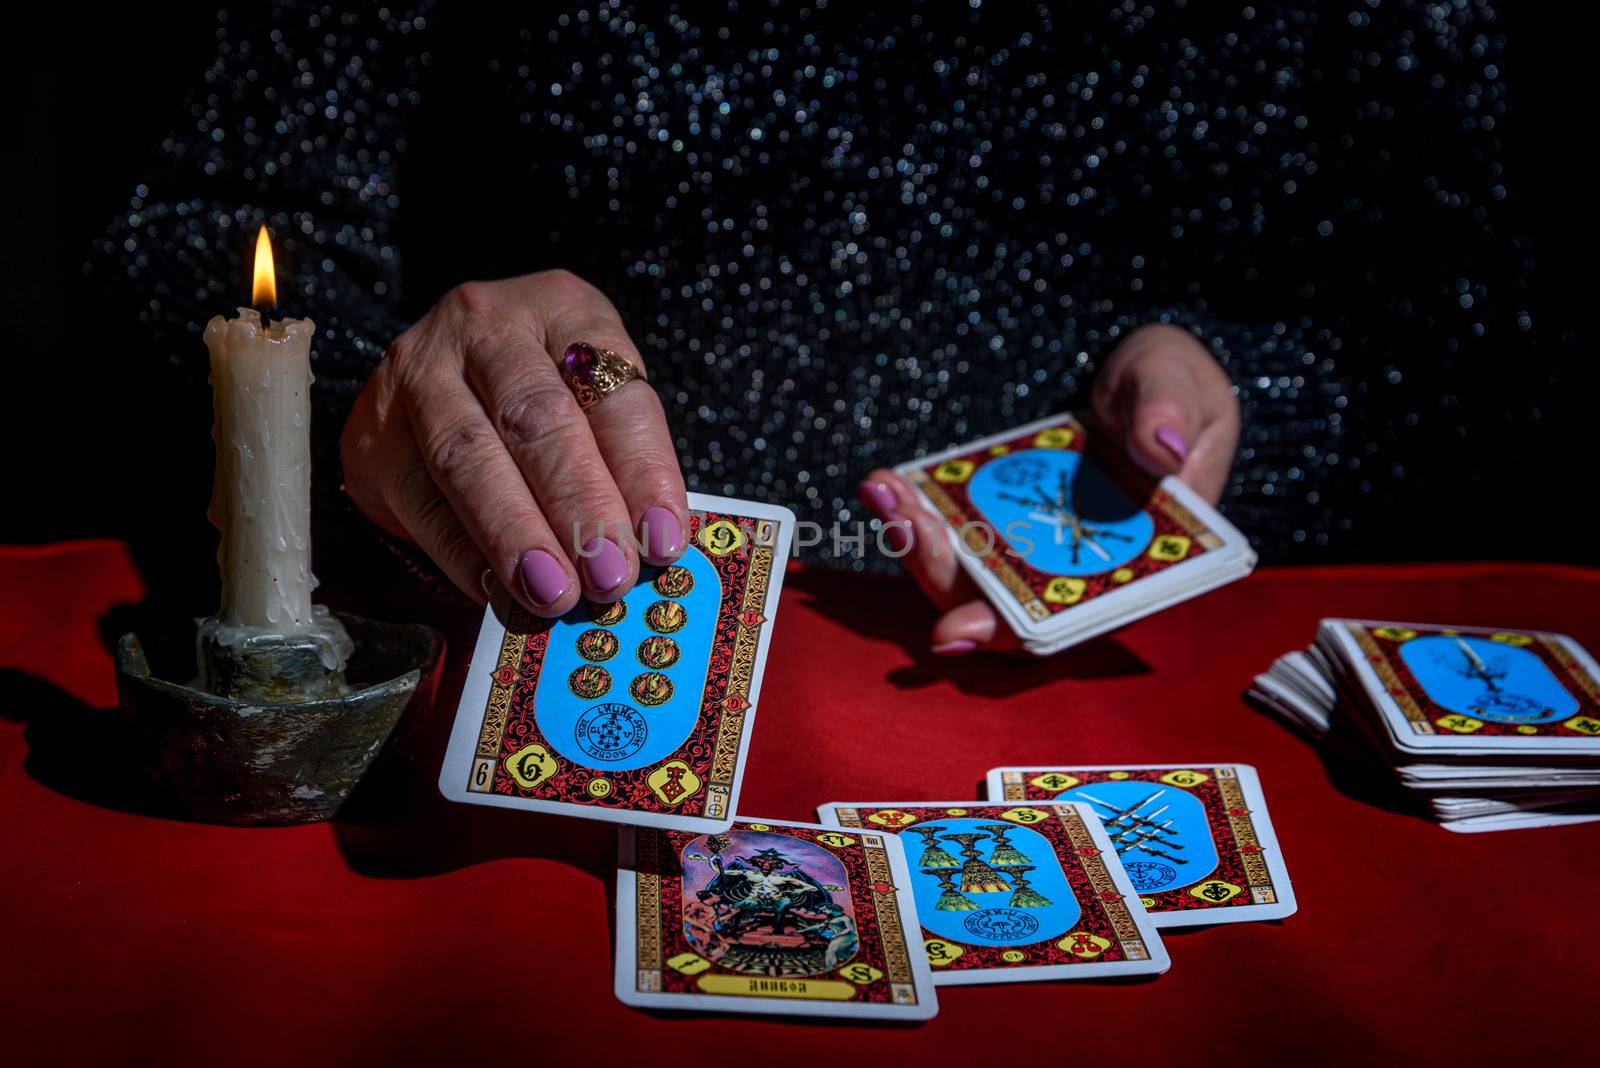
252, 225, 277, 307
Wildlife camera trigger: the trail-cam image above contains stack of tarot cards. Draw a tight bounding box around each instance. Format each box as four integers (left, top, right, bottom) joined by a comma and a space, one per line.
1249, 619, 1600, 832
895, 413, 1256, 655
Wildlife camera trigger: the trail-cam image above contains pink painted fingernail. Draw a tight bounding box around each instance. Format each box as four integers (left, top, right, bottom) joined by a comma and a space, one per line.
858, 479, 898, 518
519, 549, 570, 608
580, 537, 629, 594
1154, 426, 1189, 463
883, 516, 914, 554
932, 639, 977, 656
638, 507, 684, 559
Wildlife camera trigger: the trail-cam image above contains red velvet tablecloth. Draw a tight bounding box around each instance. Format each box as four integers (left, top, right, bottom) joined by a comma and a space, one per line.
3, 540, 1597, 1064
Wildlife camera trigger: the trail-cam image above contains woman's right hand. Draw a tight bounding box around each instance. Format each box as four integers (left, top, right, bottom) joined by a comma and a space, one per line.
340, 270, 689, 616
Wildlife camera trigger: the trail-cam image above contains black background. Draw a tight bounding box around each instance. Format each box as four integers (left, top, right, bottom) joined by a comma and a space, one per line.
4, 4, 1593, 576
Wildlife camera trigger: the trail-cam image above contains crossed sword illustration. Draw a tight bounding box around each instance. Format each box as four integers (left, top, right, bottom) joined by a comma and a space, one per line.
1077, 788, 1188, 865
997, 468, 1132, 565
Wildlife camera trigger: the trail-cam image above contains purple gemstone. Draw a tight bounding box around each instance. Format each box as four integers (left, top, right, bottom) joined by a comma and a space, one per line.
563, 342, 597, 383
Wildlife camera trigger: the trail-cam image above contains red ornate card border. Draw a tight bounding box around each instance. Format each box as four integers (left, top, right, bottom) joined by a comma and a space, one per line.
465, 510, 777, 818
632, 823, 922, 1006
1348, 623, 1600, 739
832, 804, 1154, 973
1000, 767, 1281, 916
908, 415, 1219, 623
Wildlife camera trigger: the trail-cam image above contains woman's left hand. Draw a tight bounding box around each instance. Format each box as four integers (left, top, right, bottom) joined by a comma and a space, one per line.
859, 323, 1241, 655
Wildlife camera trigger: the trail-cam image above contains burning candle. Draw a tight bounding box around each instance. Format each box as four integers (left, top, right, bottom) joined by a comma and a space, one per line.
201, 226, 338, 652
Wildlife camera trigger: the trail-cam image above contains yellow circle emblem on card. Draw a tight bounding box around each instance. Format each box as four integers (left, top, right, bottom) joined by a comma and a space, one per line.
933, 459, 976, 483
1373, 626, 1417, 642
667, 952, 712, 976
924, 939, 965, 965
815, 832, 856, 848
866, 809, 917, 828
745, 823, 771, 831
505, 743, 557, 789
988, 444, 1011, 456
1190, 879, 1243, 904
1030, 773, 1080, 791
1043, 577, 1087, 606
646, 760, 701, 806
1059, 932, 1111, 958
944, 808, 970, 816
1436, 714, 1485, 734
1141, 896, 1157, 909
838, 963, 883, 985
1148, 535, 1191, 562
1033, 427, 1076, 449
1160, 769, 1210, 788
1000, 950, 1027, 963
1108, 771, 1132, 780
1000, 807, 1051, 825
1515, 725, 1539, 735
585, 777, 612, 798
1112, 567, 1134, 584
698, 519, 746, 557
1490, 631, 1535, 647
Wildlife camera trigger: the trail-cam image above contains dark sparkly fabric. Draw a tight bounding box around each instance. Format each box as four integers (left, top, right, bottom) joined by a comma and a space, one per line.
95, 1, 1542, 573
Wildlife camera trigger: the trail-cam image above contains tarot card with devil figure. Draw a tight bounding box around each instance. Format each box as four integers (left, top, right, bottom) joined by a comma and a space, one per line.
615, 819, 938, 1019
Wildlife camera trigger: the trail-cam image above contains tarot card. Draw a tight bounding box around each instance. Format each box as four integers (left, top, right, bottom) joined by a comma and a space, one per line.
893, 412, 1254, 647
816, 801, 1168, 985
1322, 620, 1600, 757
986, 764, 1296, 927
438, 493, 794, 832
615, 818, 938, 1020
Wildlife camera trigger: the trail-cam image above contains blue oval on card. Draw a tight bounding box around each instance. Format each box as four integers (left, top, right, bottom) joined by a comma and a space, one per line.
1055, 781, 1219, 894
966, 449, 1153, 576
1398, 635, 1577, 724
535, 548, 722, 771
905, 818, 1079, 946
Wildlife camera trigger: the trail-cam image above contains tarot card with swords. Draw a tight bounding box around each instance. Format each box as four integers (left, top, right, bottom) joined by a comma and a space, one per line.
895, 412, 1255, 655
985, 764, 1297, 927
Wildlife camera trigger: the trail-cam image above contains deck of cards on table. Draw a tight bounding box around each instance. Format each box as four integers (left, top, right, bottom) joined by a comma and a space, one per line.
895, 412, 1256, 654
816, 801, 1169, 984
1250, 620, 1600, 831
615, 819, 939, 1019
985, 764, 1296, 925
438, 494, 794, 831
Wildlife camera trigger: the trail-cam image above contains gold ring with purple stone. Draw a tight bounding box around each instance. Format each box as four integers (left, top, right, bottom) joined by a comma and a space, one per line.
561, 342, 647, 411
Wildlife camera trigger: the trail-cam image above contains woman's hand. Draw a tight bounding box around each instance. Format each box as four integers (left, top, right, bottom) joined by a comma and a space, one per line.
859, 323, 1240, 654
341, 270, 689, 616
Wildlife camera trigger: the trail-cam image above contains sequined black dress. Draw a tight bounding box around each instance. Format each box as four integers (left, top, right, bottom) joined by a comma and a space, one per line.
97, 2, 1549, 575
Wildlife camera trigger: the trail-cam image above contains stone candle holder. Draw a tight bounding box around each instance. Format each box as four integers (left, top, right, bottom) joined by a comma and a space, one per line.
114, 612, 442, 825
